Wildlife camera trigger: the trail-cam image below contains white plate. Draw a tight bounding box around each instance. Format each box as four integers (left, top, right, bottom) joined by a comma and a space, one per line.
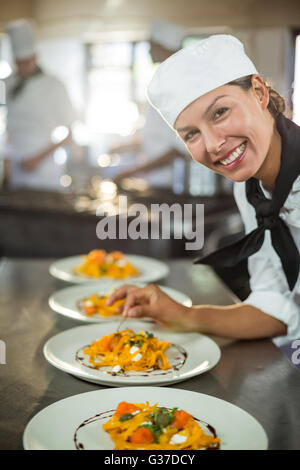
48, 282, 192, 323
43, 321, 221, 386
23, 386, 268, 450
49, 254, 169, 284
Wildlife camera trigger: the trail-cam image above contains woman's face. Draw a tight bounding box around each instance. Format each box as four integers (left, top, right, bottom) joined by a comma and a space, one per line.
174, 76, 274, 183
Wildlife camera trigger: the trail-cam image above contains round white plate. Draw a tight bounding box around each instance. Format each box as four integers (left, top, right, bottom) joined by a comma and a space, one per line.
23, 386, 268, 450
43, 321, 221, 386
48, 282, 192, 323
49, 254, 169, 284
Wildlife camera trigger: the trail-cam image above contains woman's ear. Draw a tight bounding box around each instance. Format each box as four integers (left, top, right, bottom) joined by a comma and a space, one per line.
251, 74, 269, 110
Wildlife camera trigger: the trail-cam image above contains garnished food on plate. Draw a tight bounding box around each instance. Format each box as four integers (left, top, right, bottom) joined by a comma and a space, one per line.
82, 329, 171, 373
77, 293, 124, 318
72, 250, 139, 279
103, 401, 221, 450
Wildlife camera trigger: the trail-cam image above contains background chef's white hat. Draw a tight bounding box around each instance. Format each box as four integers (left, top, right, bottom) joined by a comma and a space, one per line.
147, 34, 258, 128
150, 19, 186, 52
5, 19, 36, 60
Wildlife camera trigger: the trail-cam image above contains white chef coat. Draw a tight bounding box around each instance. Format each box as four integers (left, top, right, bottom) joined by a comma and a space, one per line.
140, 105, 189, 187
4, 71, 76, 190
234, 176, 300, 347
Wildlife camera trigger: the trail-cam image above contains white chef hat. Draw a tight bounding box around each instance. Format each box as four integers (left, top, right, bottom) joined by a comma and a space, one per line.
147, 34, 258, 128
5, 19, 36, 60
150, 19, 186, 52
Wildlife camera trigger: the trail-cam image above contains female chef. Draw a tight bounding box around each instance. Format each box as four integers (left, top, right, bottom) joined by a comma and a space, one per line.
107, 35, 300, 348
4, 19, 77, 191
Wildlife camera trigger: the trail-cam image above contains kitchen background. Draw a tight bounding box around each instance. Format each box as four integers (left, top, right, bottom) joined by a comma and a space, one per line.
0, 0, 300, 298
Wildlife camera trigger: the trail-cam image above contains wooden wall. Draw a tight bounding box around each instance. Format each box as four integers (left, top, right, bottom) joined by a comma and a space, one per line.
0, 0, 300, 41
0, 0, 298, 106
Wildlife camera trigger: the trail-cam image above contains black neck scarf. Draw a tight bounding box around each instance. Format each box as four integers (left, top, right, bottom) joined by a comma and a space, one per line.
194, 113, 300, 291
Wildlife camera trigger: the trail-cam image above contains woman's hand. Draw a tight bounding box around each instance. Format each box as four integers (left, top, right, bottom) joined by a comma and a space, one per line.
108, 285, 288, 339
107, 284, 193, 330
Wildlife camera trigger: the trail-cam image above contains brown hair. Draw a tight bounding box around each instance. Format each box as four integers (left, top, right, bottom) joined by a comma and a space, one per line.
228, 75, 286, 118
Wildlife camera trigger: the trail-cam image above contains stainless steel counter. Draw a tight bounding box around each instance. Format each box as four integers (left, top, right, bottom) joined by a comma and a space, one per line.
0, 188, 238, 259
0, 257, 299, 450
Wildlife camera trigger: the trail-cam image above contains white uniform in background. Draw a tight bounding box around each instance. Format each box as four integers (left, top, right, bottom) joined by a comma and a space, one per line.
4, 18, 77, 191
5, 72, 76, 190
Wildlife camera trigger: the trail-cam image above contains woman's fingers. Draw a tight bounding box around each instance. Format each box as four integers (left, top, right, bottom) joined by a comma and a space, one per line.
107, 283, 172, 323
106, 284, 138, 306
126, 304, 151, 318
122, 288, 150, 317
123, 285, 160, 319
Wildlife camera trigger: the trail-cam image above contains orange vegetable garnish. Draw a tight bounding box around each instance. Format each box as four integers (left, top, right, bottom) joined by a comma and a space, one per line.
101, 333, 121, 352
114, 401, 140, 418
110, 251, 124, 260
84, 306, 98, 315
130, 427, 154, 444
172, 410, 192, 428
88, 250, 106, 263
99, 335, 113, 352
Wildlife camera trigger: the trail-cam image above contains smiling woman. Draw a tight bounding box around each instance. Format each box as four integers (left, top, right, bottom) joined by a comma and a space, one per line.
106, 34, 300, 349
174, 75, 280, 188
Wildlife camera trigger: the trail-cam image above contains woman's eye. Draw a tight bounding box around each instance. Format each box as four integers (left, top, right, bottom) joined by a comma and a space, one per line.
184, 129, 199, 142
214, 107, 228, 119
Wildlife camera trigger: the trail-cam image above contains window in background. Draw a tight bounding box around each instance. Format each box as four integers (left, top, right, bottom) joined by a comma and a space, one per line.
86, 41, 153, 138
180, 35, 218, 196
86, 41, 155, 170
0, 37, 12, 183
293, 34, 300, 125
183, 35, 208, 47
86, 37, 220, 196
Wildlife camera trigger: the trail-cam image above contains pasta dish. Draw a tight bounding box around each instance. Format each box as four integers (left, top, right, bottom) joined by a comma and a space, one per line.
103, 401, 221, 450
73, 250, 139, 279
78, 293, 124, 318
83, 329, 171, 373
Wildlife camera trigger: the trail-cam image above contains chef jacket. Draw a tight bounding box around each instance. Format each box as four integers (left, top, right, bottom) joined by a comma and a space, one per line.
234, 176, 300, 347
4, 71, 77, 190
140, 105, 189, 187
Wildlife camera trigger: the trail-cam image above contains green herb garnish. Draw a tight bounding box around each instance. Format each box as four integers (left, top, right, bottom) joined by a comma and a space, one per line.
120, 413, 134, 421
151, 407, 177, 428
145, 331, 154, 339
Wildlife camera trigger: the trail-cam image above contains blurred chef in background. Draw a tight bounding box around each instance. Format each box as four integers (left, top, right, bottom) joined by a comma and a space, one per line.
3, 19, 77, 191
113, 19, 190, 189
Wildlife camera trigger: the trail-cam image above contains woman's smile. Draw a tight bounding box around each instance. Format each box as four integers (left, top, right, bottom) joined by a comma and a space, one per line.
175, 81, 276, 184
216, 141, 247, 169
